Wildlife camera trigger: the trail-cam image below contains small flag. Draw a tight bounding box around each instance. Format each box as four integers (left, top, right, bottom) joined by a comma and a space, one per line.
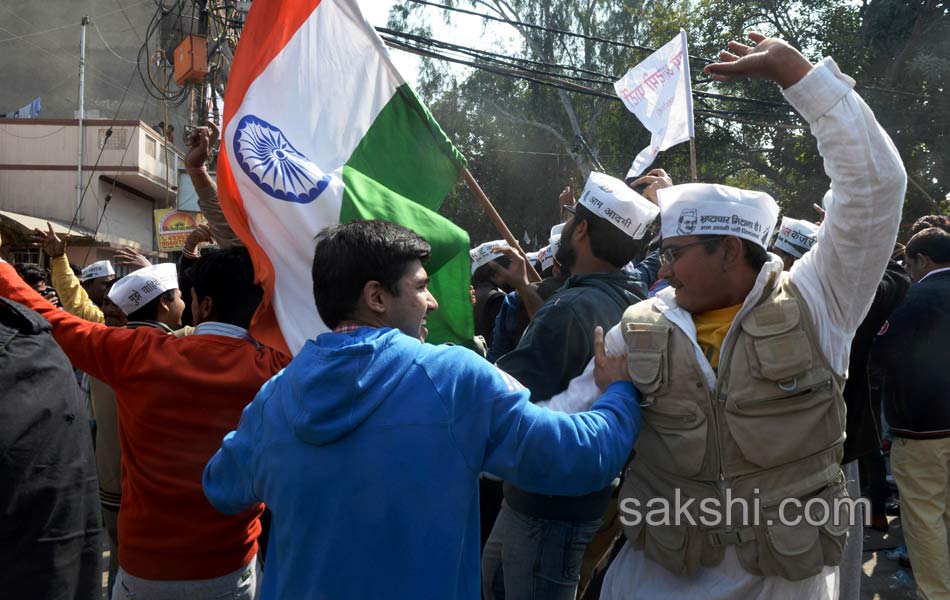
614, 30, 694, 178
216, 0, 473, 354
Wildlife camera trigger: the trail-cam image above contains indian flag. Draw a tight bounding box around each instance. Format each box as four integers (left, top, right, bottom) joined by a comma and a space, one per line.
217, 0, 472, 355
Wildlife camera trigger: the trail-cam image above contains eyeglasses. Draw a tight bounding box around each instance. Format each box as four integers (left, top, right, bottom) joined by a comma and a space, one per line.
560, 203, 576, 222
659, 238, 721, 267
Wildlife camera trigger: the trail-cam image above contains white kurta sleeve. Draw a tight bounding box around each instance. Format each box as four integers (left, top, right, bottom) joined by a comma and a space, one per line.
538, 322, 627, 414
784, 58, 907, 375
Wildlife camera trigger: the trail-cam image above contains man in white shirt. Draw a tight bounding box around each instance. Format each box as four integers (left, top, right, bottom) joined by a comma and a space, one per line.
545, 32, 906, 599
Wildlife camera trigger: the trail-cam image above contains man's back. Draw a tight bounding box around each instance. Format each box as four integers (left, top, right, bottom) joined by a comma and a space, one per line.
875, 270, 950, 437
0, 297, 101, 600
105, 329, 288, 579
204, 326, 641, 599
0, 258, 291, 580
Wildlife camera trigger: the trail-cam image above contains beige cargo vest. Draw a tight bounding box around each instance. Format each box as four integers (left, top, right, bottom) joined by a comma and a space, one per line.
619, 276, 850, 581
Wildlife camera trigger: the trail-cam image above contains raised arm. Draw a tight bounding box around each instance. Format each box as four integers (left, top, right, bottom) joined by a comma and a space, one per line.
706, 33, 907, 373
0, 260, 156, 385
185, 121, 243, 249
33, 223, 105, 323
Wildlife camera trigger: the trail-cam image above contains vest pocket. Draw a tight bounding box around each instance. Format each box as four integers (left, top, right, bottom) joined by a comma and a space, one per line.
754, 477, 849, 580
623, 324, 671, 401
644, 523, 692, 576
627, 350, 666, 395
724, 381, 839, 469
642, 404, 708, 477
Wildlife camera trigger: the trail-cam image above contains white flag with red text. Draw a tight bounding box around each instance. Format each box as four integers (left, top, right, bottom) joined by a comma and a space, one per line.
614, 30, 694, 178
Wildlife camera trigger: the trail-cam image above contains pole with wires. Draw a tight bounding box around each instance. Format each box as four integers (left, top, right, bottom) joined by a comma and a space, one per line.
681, 29, 698, 182
76, 15, 89, 226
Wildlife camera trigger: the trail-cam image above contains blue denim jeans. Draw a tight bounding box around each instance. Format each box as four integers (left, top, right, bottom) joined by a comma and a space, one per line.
481, 501, 602, 600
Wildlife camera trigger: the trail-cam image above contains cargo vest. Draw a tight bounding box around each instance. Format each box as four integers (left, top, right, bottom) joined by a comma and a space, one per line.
618, 276, 850, 581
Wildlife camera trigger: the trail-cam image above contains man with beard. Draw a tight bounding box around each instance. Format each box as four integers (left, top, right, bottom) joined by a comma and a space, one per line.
481, 172, 660, 600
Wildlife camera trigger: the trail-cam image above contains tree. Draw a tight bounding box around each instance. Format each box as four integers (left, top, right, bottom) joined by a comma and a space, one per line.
387, 0, 949, 245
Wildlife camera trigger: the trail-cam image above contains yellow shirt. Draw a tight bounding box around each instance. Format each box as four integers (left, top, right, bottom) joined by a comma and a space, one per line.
50, 255, 105, 323
693, 303, 743, 369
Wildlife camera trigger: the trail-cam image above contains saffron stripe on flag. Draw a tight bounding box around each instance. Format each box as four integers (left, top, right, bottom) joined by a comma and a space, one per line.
217, 0, 472, 354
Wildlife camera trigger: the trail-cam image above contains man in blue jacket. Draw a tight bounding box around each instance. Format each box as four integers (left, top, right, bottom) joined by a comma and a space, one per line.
203, 219, 642, 599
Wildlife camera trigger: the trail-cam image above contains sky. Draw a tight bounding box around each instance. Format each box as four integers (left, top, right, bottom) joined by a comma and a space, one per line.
357, 0, 519, 89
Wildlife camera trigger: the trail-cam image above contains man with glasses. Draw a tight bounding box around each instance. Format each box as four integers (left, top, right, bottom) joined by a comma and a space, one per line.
548, 33, 907, 599
481, 172, 660, 600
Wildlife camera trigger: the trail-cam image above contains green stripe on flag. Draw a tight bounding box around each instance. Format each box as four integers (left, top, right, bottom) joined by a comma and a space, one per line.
341, 167, 472, 345
340, 83, 472, 346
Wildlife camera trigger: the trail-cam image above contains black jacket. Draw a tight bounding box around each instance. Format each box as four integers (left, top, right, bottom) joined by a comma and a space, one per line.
497, 270, 648, 520
473, 282, 507, 348
872, 269, 950, 439
0, 297, 101, 599
842, 260, 910, 462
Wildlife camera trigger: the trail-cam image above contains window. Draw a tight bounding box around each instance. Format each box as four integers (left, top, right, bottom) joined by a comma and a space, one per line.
99, 127, 128, 149
10, 248, 41, 265
146, 135, 157, 158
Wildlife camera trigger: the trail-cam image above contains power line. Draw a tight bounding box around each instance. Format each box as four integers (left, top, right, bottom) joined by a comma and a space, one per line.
93, 22, 137, 64
381, 36, 805, 131
0, 0, 154, 44
0, 21, 190, 123
402, 0, 943, 104
379, 27, 794, 111
81, 93, 151, 264
68, 64, 140, 235
403, 0, 714, 64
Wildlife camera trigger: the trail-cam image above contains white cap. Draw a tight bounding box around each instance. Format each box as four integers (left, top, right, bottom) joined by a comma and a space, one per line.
774, 217, 819, 258
537, 245, 554, 271
80, 260, 115, 282
577, 172, 660, 240
107, 263, 179, 316
549, 223, 564, 259
658, 183, 780, 249
470, 240, 509, 275
525, 251, 540, 269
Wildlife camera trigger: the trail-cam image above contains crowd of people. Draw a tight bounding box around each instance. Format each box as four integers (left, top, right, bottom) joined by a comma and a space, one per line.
2, 33, 949, 600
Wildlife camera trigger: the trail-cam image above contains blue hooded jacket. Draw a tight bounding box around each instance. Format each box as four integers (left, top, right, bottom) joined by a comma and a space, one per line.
203, 327, 640, 599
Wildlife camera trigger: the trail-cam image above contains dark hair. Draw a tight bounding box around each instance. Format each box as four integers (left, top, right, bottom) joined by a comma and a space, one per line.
574, 204, 645, 267
471, 254, 511, 286
127, 289, 177, 322
910, 214, 950, 237
312, 220, 431, 329
699, 236, 768, 271
186, 247, 262, 328
14, 263, 47, 287
70, 263, 83, 278
906, 227, 950, 264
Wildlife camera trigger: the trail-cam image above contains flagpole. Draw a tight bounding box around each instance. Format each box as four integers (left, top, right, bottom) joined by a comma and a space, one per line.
462, 167, 542, 281
681, 29, 698, 183
689, 137, 698, 182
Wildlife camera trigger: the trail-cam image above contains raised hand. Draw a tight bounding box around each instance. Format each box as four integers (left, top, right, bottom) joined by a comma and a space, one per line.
628, 168, 673, 205
31, 222, 67, 258
488, 246, 529, 290
703, 32, 814, 89
184, 120, 221, 169
183, 224, 214, 255
114, 247, 151, 269
593, 326, 630, 390
559, 178, 575, 205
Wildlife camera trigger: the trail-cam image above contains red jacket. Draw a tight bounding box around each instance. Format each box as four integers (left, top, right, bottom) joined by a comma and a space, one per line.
0, 262, 291, 580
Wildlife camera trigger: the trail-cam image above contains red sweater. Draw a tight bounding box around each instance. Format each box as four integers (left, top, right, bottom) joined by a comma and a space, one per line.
0, 262, 291, 580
